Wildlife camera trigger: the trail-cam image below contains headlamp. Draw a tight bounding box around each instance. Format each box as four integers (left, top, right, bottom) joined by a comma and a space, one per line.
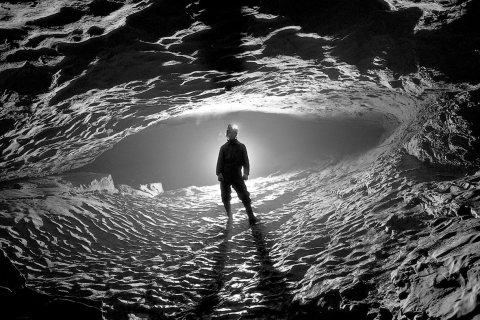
227, 124, 238, 133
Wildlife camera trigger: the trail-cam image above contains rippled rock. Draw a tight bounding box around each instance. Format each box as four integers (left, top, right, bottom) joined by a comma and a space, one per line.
1, 0, 480, 319
0, 172, 117, 198
404, 91, 480, 171
1, 249, 102, 320
117, 182, 164, 197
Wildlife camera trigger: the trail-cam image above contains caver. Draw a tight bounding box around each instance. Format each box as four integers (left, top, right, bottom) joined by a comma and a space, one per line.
216, 124, 258, 224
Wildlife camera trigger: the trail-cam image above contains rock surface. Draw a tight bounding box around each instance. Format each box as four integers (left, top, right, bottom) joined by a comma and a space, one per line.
118, 182, 164, 197
0, 249, 102, 320
0, 172, 116, 195
0, 248, 26, 290
1, 0, 480, 319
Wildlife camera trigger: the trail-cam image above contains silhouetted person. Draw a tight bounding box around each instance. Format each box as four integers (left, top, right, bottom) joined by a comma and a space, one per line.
216, 124, 258, 224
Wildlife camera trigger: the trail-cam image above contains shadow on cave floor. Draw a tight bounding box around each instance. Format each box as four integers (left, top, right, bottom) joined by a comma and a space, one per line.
181, 218, 292, 319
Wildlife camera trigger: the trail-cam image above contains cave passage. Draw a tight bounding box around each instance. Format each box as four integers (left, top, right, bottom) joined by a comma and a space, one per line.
72, 111, 386, 190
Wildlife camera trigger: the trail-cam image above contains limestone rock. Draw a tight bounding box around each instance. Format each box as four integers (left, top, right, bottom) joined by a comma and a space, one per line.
139, 182, 164, 197
117, 183, 163, 197
1, 0, 480, 319
0, 249, 26, 290
404, 91, 480, 171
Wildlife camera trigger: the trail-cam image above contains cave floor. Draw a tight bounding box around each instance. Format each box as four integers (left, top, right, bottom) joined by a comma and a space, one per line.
2, 153, 480, 319
2, 171, 313, 319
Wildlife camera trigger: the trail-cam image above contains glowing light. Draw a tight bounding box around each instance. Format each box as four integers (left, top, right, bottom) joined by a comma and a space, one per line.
73, 111, 385, 191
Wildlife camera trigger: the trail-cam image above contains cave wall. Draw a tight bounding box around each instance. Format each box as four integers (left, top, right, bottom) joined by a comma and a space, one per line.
1, 1, 480, 319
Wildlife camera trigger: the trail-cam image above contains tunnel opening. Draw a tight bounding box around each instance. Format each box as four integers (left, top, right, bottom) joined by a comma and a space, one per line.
70, 111, 387, 191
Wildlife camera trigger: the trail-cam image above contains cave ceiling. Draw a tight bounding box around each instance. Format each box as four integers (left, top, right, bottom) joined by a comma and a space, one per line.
1, 0, 479, 180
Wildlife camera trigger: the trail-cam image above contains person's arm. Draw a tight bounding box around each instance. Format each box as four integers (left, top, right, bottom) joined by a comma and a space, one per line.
242, 144, 250, 179
216, 147, 224, 181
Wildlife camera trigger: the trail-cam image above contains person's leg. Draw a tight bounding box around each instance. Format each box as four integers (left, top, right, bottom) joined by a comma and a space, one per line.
232, 179, 257, 224
220, 181, 232, 217
224, 201, 231, 218
243, 201, 257, 224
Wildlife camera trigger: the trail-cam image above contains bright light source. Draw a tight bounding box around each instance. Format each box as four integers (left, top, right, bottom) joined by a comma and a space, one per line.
227, 124, 239, 132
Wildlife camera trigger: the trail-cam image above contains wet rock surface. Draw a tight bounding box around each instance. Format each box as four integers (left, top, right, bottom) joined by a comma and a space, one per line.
1, 0, 480, 319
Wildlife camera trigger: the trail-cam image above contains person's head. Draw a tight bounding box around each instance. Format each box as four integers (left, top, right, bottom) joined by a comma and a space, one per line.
226, 124, 238, 140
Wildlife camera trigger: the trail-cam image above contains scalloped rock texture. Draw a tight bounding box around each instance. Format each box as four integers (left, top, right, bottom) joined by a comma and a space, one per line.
1, 0, 480, 319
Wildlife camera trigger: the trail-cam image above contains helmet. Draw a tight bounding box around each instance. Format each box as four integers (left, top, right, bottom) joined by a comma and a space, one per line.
226, 124, 238, 133
226, 124, 238, 138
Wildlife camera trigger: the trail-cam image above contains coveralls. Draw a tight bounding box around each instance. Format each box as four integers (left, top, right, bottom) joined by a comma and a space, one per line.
216, 139, 255, 221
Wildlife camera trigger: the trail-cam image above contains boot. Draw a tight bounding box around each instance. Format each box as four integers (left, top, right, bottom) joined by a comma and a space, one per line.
223, 201, 232, 218
243, 202, 258, 225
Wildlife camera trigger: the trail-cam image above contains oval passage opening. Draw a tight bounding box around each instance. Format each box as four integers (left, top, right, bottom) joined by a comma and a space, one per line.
71, 111, 386, 190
